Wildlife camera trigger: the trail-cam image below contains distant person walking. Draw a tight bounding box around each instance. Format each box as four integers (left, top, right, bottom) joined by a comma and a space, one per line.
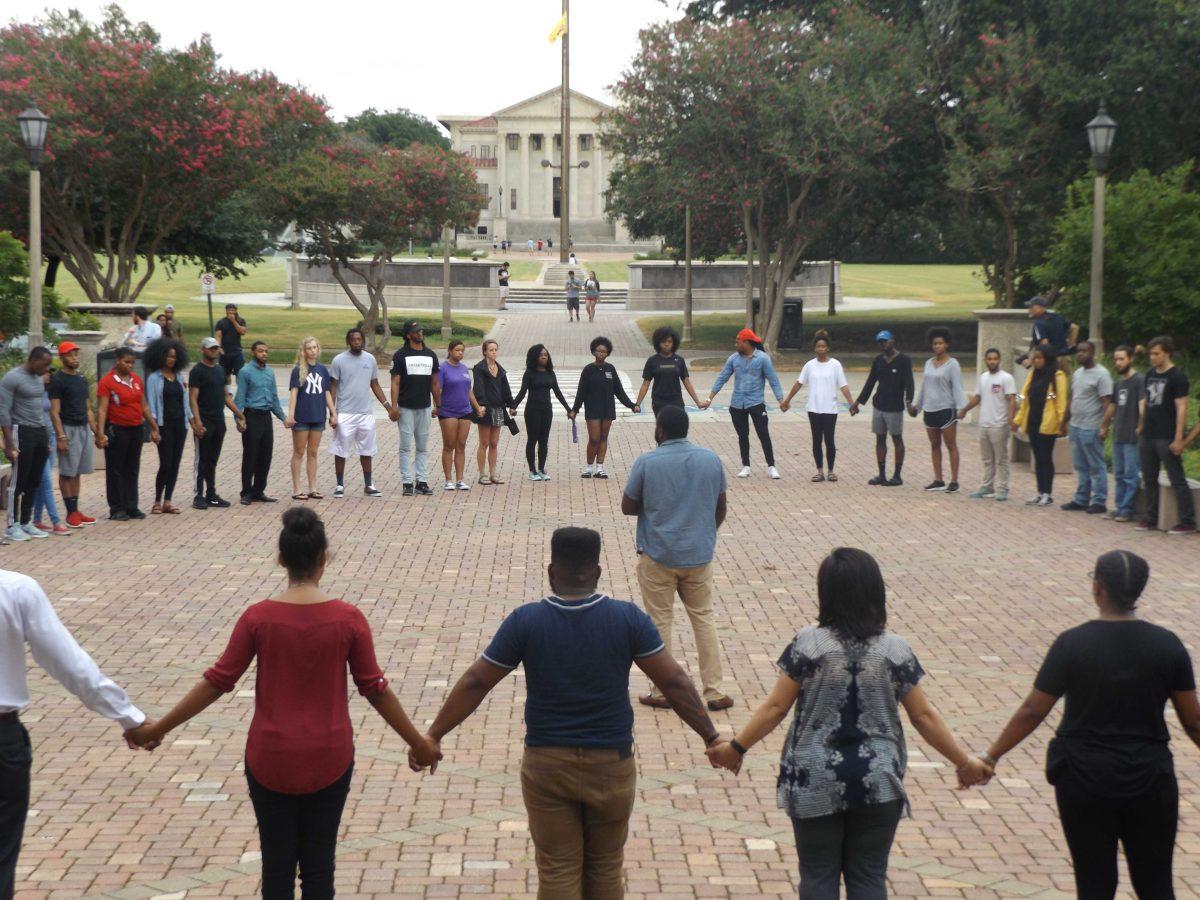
498, 262, 510, 310
780, 330, 854, 483
329, 328, 393, 498
1137, 335, 1194, 534
48, 341, 98, 527
1108, 345, 1144, 523
1, 348, 54, 541
471, 339, 516, 485
624, 407, 733, 711
126, 508, 440, 899
707, 547, 989, 898
571, 336, 639, 480
564, 270, 583, 322
189, 337, 244, 510
959, 348, 1017, 501
1012, 345, 1069, 507
286, 336, 334, 500
96, 347, 160, 521
144, 338, 191, 515
215, 303, 247, 387
635, 326, 702, 415
410, 527, 723, 898
514, 344, 571, 481
1062, 340, 1114, 514
436, 340, 482, 490
703, 328, 784, 480
978, 551, 1200, 899
584, 270, 601, 322
234, 341, 286, 506
390, 321, 441, 497
908, 326, 966, 493
850, 330, 913, 486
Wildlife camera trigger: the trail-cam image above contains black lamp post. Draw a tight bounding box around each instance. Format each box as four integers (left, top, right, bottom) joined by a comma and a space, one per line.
1085, 103, 1116, 355
17, 101, 50, 342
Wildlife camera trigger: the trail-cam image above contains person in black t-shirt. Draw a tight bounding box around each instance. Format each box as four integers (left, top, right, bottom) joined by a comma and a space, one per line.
570, 336, 639, 480
214, 303, 248, 385
976, 550, 1200, 898
850, 330, 914, 486
497, 262, 509, 310
634, 327, 702, 417
389, 321, 441, 496
188, 337, 246, 509
48, 343, 98, 527
1137, 336, 1194, 534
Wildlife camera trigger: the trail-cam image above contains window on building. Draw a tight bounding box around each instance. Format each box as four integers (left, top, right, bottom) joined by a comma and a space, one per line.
531, 134, 543, 151
470, 145, 476, 157
510, 189, 518, 211
554, 134, 562, 150
579, 134, 593, 151
479, 183, 489, 209
506, 133, 520, 151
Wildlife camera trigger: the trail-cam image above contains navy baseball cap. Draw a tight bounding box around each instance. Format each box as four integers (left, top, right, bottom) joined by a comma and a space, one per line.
875, 330, 894, 342
1024, 295, 1048, 308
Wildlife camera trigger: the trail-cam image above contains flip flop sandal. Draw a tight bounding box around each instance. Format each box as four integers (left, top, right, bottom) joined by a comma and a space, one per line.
151, 503, 163, 514
828, 473, 839, 482
163, 504, 182, 514
489, 475, 505, 484
291, 493, 309, 500
307, 491, 323, 499
811, 473, 826, 483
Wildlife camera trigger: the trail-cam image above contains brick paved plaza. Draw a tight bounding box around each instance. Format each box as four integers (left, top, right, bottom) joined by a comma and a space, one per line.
11, 310, 1200, 898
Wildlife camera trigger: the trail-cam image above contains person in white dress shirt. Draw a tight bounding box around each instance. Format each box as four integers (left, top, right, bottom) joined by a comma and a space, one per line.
121, 306, 162, 352
0, 569, 150, 897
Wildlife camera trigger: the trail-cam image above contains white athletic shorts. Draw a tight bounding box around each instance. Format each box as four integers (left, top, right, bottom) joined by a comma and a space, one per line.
329, 413, 377, 458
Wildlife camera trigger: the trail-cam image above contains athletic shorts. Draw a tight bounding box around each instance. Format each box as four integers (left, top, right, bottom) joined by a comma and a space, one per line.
59, 422, 95, 476
438, 412, 474, 421
566, 298, 580, 311
871, 408, 904, 436
220, 351, 245, 379
923, 408, 957, 430
499, 285, 509, 299
329, 413, 377, 457
293, 422, 325, 433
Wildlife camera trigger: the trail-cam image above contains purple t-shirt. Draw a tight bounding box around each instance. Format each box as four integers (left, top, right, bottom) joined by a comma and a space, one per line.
438, 361, 473, 416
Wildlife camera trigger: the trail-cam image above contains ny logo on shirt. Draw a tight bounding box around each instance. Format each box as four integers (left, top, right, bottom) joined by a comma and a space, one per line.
304, 372, 324, 395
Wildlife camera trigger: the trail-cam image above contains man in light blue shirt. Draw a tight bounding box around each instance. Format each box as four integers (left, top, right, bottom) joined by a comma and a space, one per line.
702, 327, 783, 479
622, 406, 732, 711
233, 341, 285, 504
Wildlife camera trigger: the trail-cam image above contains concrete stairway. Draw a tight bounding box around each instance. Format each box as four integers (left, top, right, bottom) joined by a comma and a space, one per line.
506, 285, 627, 304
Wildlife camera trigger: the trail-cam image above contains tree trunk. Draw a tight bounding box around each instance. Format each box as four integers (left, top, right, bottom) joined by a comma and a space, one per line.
1001, 205, 1018, 309
743, 205, 755, 328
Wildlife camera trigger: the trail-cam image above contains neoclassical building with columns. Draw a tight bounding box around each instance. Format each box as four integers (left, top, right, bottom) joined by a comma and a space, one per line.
438, 87, 632, 245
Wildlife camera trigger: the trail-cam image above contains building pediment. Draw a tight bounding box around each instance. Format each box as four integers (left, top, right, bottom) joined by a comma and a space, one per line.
440, 87, 611, 132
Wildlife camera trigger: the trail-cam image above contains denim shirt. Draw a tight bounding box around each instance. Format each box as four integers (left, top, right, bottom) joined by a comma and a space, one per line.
234, 362, 285, 421
145, 371, 193, 426
711, 349, 784, 409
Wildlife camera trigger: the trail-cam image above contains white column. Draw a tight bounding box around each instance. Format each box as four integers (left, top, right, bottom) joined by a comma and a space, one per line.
545, 141, 555, 217
520, 131, 530, 219
569, 158, 580, 219
496, 134, 506, 222
594, 143, 604, 219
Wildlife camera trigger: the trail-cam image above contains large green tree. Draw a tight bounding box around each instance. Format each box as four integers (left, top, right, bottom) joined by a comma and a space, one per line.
0, 7, 329, 302
343, 107, 449, 150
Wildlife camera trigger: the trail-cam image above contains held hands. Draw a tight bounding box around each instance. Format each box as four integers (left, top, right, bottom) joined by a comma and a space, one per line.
407, 733, 442, 773
1170, 439, 1184, 456
150, 428, 161, 445
631, 404, 641, 414
956, 755, 994, 788
192, 420, 206, 438
235, 415, 247, 433
779, 400, 791, 412
705, 739, 744, 775
329, 414, 338, 428
567, 410, 576, 420
388, 406, 401, 422
57, 435, 68, 453
124, 719, 163, 751
284, 416, 295, 429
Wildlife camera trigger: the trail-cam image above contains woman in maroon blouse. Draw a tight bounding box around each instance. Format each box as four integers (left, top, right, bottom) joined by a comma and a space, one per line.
129, 508, 439, 898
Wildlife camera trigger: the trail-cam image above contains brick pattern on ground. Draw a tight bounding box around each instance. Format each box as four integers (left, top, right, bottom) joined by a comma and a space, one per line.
11, 310, 1199, 898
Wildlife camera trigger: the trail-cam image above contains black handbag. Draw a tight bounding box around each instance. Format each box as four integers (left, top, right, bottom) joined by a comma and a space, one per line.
505, 413, 520, 436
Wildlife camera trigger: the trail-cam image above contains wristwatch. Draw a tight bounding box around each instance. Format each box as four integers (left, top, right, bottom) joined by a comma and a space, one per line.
979, 752, 998, 768
730, 739, 748, 756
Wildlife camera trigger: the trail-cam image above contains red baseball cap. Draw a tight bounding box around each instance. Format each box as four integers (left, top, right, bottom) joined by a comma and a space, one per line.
57, 341, 80, 355
736, 328, 762, 343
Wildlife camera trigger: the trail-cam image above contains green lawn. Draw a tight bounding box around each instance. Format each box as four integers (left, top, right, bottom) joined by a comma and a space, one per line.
46, 257, 289, 308
839, 263, 992, 314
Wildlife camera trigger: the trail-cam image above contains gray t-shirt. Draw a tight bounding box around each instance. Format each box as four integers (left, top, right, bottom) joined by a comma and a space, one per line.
0, 367, 47, 429
565, 278, 582, 299
1112, 372, 1145, 444
1070, 364, 1114, 430
329, 350, 380, 415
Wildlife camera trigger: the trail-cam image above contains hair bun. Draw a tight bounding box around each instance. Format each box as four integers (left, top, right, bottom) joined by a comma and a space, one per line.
1134, 344, 1146, 355
281, 506, 319, 534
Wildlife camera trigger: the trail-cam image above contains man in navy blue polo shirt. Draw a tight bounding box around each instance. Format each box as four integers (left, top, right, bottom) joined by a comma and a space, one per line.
412, 526, 722, 897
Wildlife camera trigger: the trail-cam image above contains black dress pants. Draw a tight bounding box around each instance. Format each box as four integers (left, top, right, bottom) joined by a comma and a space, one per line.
154, 420, 186, 502
730, 404, 775, 466
1140, 437, 1196, 527
104, 424, 143, 514
194, 416, 226, 499
524, 405, 553, 472
241, 409, 274, 499
0, 716, 31, 900
1055, 773, 1178, 899
246, 763, 353, 900
9, 425, 48, 526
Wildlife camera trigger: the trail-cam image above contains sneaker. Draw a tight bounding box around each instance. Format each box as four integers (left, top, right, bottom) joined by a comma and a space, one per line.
109, 510, 130, 521
207, 495, 231, 508
923, 481, 946, 491
594, 466, 609, 479
50, 523, 70, 536
1134, 519, 1153, 531
736, 466, 752, 478
529, 471, 542, 481
581, 465, 593, 479
192, 497, 209, 511
767, 466, 781, 480
66, 511, 87, 527
885, 476, 903, 487
538, 471, 551, 481
1113, 512, 1132, 523
1086, 504, 1107, 515
332, 484, 345, 498
1025, 495, 1042, 505
21, 523, 49, 539
251, 495, 277, 504
455, 480, 471, 491
127, 509, 147, 519
414, 482, 433, 495
994, 492, 1008, 502
1061, 500, 1088, 511
945, 482, 959, 493
5, 524, 30, 542
1037, 495, 1054, 507
402, 483, 415, 496
868, 475, 886, 485
969, 488, 995, 499
444, 481, 457, 491
1168, 524, 1197, 535
34, 522, 52, 532
365, 484, 383, 497
75, 511, 97, 525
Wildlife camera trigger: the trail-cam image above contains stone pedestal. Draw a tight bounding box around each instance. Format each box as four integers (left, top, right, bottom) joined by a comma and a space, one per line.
56, 330, 106, 377
67, 303, 156, 349
973, 309, 1030, 377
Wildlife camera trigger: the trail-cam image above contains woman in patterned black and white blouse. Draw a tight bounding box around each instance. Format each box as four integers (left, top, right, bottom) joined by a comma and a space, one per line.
708, 547, 988, 898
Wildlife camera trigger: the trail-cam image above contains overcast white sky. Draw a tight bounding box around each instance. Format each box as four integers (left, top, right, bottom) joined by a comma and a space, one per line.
8, 1, 682, 125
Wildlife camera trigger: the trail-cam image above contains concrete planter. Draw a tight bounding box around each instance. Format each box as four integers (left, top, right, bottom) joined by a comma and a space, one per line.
67, 303, 156, 350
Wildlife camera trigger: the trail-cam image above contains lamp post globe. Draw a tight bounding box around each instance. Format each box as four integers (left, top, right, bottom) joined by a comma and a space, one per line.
17, 101, 50, 168
1086, 103, 1117, 175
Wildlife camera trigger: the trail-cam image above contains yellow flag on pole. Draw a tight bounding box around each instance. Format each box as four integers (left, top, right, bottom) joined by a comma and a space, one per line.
548, 13, 568, 44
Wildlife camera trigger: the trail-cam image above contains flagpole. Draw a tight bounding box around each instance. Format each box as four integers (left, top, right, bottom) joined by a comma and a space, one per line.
559, 0, 570, 264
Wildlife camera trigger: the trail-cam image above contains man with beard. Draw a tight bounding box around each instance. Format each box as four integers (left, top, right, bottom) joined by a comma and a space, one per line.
1106, 345, 1144, 523
189, 337, 245, 509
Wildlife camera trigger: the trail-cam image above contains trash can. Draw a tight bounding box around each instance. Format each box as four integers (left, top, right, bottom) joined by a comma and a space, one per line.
96, 347, 147, 382
778, 299, 804, 349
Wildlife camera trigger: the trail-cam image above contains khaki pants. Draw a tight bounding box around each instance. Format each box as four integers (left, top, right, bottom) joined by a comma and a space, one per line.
636, 554, 725, 701
521, 747, 637, 899
980, 424, 1010, 493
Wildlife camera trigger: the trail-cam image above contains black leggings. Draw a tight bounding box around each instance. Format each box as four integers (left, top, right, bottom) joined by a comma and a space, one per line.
808, 412, 837, 471
1055, 773, 1177, 899
247, 763, 353, 900
155, 420, 187, 502
9, 424, 48, 526
524, 405, 553, 473
1030, 432, 1057, 495
730, 404, 774, 467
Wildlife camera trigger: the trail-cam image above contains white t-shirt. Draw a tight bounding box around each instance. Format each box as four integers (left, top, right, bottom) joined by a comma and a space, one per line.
975, 369, 1016, 427
797, 358, 848, 414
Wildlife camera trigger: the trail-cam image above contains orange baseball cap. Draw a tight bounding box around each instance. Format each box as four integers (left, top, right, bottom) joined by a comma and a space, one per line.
736, 328, 762, 343
57, 341, 80, 355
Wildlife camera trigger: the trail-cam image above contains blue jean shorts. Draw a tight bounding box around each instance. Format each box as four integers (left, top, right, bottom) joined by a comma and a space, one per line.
293, 422, 325, 433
